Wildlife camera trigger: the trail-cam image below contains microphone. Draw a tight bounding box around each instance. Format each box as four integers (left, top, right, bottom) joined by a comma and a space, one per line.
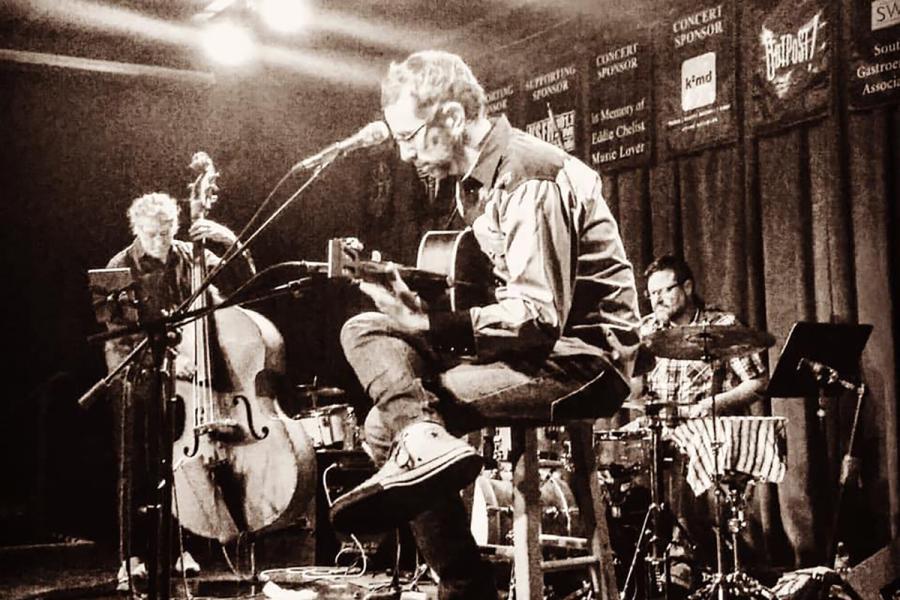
291, 121, 391, 171
797, 358, 856, 391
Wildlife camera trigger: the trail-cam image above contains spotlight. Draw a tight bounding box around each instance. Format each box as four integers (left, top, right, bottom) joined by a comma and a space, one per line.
201, 20, 257, 66
257, 0, 311, 34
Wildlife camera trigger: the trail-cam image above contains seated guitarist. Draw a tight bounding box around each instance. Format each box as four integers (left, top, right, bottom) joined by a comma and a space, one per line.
330, 50, 641, 599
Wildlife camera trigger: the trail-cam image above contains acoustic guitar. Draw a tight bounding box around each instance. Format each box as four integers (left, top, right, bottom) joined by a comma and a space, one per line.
325, 228, 495, 312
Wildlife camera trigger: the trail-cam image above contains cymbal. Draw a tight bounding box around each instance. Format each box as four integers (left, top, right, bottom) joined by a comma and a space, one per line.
621, 399, 681, 412
295, 384, 345, 398
645, 324, 775, 361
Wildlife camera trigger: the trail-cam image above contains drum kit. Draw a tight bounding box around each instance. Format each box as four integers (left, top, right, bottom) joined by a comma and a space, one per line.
599, 322, 782, 600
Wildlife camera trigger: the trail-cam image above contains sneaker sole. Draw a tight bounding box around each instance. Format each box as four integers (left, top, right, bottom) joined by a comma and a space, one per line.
330, 448, 482, 533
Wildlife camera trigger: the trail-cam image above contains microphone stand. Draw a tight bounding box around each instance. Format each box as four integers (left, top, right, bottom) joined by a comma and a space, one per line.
144, 320, 175, 600
76, 305, 180, 600
620, 396, 672, 600
797, 360, 866, 568
175, 160, 334, 319
77, 152, 342, 600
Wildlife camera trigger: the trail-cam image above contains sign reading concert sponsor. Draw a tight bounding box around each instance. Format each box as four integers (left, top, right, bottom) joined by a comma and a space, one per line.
589, 36, 652, 171
751, 0, 830, 130
522, 61, 580, 154
849, 0, 900, 109
657, 0, 737, 155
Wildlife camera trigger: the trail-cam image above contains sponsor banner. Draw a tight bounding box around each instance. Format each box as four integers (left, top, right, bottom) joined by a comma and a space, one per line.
849, 0, 900, 109
657, 0, 738, 155
588, 33, 653, 171
522, 60, 580, 154
485, 80, 521, 126
750, 0, 831, 131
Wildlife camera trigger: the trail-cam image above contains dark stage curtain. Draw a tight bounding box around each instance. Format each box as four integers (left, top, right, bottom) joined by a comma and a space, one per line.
599, 105, 899, 568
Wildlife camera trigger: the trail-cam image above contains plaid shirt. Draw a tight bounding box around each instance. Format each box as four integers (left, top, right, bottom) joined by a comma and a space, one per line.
641, 308, 765, 407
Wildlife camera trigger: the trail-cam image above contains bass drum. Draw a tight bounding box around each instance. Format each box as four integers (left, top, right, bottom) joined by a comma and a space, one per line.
470, 472, 582, 546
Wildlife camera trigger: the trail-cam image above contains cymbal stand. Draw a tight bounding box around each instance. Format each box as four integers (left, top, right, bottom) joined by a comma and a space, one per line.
690, 474, 774, 600
690, 334, 773, 600
621, 398, 671, 600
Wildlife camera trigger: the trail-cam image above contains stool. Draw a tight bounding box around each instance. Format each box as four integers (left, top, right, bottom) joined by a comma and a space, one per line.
449, 366, 628, 600
492, 423, 617, 600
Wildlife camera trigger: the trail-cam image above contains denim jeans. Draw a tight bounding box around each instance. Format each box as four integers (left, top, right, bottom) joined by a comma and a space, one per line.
340, 312, 624, 599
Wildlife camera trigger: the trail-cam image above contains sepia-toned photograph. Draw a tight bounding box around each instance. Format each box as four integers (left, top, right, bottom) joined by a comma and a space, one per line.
1, 1, 897, 599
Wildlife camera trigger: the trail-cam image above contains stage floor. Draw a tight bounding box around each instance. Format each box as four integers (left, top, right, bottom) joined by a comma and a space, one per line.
0, 538, 439, 600
1, 561, 440, 600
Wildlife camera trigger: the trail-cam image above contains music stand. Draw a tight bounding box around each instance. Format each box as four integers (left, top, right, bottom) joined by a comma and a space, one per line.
765, 321, 872, 569
765, 322, 872, 399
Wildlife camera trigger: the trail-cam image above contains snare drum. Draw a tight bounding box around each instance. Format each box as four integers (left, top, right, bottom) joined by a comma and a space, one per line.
294, 404, 358, 450
593, 429, 651, 476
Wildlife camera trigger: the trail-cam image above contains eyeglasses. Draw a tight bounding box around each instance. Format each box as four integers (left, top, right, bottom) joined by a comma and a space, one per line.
644, 281, 682, 300
387, 119, 428, 145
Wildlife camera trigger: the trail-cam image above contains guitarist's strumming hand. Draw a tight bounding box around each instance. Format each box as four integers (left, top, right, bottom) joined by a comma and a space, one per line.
358, 265, 430, 334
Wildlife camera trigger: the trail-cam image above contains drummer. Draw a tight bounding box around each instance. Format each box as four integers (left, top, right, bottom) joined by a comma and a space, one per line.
637, 254, 769, 591
640, 254, 767, 416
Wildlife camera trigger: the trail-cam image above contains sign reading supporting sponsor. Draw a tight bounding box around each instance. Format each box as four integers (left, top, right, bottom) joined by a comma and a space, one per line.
751, 0, 831, 131
485, 82, 519, 124
656, 0, 738, 155
589, 37, 652, 171
522, 61, 580, 154
850, 0, 900, 110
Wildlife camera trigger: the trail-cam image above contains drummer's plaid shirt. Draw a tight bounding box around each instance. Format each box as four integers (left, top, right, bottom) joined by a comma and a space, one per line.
640, 308, 766, 407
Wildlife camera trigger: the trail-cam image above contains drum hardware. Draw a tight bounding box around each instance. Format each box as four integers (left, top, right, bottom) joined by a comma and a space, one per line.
295, 381, 347, 408
688, 474, 776, 600
617, 396, 676, 600
489, 426, 573, 472
646, 324, 778, 600
594, 428, 652, 482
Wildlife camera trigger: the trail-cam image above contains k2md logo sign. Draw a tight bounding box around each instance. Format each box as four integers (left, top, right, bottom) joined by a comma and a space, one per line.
682, 52, 717, 111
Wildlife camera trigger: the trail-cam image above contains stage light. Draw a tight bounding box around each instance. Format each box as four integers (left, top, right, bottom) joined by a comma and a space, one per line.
257, 0, 311, 34
201, 20, 257, 66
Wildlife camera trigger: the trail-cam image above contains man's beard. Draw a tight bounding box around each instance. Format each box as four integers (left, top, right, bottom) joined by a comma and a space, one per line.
417, 129, 466, 180
656, 302, 687, 325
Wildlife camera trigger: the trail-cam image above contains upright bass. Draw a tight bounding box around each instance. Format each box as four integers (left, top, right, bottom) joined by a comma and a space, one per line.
172, 152, 315, 543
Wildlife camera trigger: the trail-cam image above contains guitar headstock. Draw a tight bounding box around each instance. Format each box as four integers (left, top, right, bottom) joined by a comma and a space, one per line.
187, 151, 219, 221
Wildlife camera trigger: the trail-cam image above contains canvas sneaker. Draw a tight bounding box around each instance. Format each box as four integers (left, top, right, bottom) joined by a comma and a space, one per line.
330, 421, 482, 533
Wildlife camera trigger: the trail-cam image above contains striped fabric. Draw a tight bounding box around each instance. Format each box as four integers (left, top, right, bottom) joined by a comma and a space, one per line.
668, 416, 787, 496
